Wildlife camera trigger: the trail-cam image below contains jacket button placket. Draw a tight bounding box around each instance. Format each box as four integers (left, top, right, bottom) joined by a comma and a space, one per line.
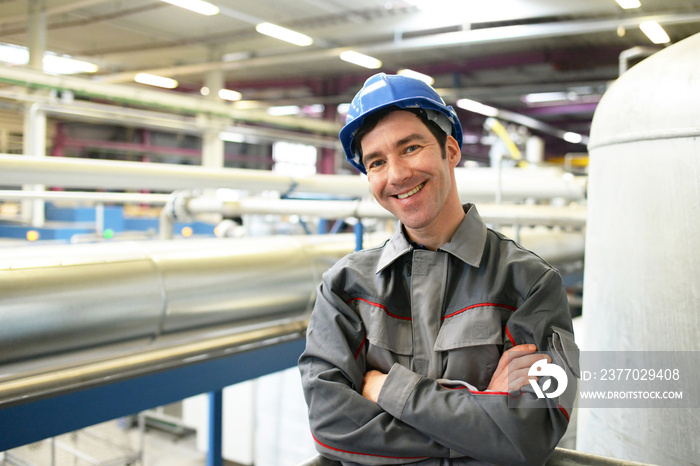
409, 250, 448, 379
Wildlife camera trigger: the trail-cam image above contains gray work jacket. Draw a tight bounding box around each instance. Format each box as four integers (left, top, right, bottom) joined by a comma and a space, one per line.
299, 204, 579, 466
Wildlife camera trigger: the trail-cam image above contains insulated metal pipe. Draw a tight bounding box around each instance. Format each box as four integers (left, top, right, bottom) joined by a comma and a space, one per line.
0, 317, 308, 408
0, 154, 370, 197
0, 189, 588, 228
0, 67, 341, 135
0, 190, 171, 205
0, 234, 372, 366
181, 195, 587, 227
0, 154, 586, 201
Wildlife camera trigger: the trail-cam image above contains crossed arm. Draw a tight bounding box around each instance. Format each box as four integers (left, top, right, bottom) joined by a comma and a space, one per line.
299, 270, 575, 465
362, 344, 550, 403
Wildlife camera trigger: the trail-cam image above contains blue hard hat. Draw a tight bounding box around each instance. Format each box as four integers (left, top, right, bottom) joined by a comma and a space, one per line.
339, 73, 463, 174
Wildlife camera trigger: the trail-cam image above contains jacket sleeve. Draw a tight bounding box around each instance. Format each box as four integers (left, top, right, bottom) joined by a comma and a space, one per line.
298, 272, 452, 465
375, 268, 579, 466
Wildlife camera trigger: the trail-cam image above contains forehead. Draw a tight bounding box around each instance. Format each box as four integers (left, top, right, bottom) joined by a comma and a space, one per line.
362, 110, 431, 145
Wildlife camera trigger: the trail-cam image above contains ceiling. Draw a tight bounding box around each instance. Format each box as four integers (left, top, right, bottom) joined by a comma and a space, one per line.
1, 0, 699, 162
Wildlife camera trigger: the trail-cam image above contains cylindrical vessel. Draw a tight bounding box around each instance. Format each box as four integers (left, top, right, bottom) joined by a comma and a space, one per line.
579, 33, 700, 463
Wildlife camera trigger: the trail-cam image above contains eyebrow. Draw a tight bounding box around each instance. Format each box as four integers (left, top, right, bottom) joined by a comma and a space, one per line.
362, 132, 430, 166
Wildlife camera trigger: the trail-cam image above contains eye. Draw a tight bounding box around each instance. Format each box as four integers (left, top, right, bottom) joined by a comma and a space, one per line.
404, 144, 421, 154
367, 159, 385, 170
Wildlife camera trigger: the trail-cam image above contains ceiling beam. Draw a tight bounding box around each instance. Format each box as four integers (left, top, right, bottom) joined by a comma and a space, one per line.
94, 11, 700, 84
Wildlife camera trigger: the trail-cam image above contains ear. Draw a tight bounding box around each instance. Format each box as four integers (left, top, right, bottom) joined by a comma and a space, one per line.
445, 135, 461, 168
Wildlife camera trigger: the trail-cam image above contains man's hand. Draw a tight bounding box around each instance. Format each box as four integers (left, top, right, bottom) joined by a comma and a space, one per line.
362, 370, 388, 403
487, 344, 551, 392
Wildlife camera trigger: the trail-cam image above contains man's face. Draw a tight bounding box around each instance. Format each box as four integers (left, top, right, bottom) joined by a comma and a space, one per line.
360, 110, 461, 235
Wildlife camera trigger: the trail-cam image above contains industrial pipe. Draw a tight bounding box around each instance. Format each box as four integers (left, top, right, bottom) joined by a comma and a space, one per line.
171, 193, 587, 227
0, 233, 379, 367
0, 154, 370, 197
0, 190, 171, 205
0, 317, 308, 407
0, 154, 587, 202
0, 95, 341, 150
0, 66, 341, 135
0, 189, 587, 228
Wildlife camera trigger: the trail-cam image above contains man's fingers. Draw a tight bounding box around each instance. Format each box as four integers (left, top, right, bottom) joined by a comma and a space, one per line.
507, 365, 540, 389
506, 353, 553, 391
509, 353, 551, 370
494, 344, 537, 372
507, 344, 537, 355
489, 344, 553, 392
508, 374, 535, 391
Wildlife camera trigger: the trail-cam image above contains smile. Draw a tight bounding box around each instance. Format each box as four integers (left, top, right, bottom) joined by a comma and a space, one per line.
396, 182, 425, 200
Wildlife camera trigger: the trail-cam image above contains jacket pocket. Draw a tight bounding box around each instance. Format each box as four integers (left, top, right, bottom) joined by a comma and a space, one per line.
364, 307, 413, 355
435, 305, 503, 350
435, 306, 503, 388
353, 299, 413, 372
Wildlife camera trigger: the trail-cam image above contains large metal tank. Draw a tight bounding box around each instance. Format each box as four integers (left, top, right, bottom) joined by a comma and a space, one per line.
578, 33, 700, 463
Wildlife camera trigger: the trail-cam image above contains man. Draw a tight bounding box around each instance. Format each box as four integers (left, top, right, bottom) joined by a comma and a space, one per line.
299, 73, 578, 465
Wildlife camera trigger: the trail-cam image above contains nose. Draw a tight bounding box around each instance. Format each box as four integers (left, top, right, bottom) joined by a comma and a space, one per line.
387, 157, 411, 185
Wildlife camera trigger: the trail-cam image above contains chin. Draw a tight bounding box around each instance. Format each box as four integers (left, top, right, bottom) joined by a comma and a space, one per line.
397, 214, 432, 231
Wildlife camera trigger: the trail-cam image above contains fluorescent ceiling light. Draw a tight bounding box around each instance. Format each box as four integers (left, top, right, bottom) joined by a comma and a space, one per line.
337, 103, 351, 114
0, 44, 29, 65
456, 98, 499, 117
267, 105, 300, 116
160, 0, 219, 16
615, 0, 641, 9
0, 44, 98, 74
43, 55, 98, 74
398, 69, 434, 85
523, 89, 602, 106
302, 104, 325, 114
255, 23, 313, 46
134, 73, 178, 89
563, 132, 584, 144
523, 92, 570, 104
222, 51, 252, 62
640, 21, 670, 44
340, 51, 382, 69
218, 88, 242, 101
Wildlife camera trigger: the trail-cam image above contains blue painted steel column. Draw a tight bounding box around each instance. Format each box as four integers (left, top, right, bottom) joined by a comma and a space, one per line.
207, 389, 223, 466
317, 218, 329, 234
354, 220, 363, 251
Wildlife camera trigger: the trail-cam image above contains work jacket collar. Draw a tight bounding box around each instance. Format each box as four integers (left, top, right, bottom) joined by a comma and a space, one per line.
375, 203, 487, 273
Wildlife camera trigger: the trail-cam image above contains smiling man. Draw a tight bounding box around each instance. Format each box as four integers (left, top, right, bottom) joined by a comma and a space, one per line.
359, 108, 463, 250
299, 73, 578, 465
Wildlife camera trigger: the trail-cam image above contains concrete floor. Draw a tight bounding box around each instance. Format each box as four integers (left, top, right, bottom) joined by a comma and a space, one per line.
1, 418, 211, 466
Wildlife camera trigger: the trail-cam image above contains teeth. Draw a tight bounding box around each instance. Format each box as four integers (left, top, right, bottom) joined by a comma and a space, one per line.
397, 182, 425, 200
